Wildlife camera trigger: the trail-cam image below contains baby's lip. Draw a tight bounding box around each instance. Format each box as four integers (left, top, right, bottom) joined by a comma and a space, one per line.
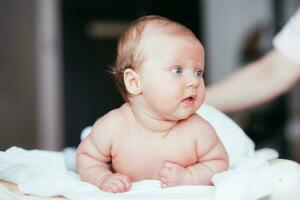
182, 95, 196, 102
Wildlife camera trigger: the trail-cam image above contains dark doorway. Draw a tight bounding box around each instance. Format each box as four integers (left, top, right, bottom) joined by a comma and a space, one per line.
61, 0, 202, 147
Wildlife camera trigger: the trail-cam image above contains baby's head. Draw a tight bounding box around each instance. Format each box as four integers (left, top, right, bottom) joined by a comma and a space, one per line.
112, 15, 205, 119
113, 15, 203, 98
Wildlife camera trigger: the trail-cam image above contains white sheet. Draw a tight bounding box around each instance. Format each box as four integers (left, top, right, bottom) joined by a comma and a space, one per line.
0, 147, 276, 200
0, 104, 280, 200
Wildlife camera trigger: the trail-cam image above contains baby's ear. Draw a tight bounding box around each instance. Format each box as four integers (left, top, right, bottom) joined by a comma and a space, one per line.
124, 68, 142, 95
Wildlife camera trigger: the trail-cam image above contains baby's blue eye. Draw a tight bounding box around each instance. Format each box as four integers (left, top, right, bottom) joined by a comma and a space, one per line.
194, 69, 203, 78
171, 66, 183, 75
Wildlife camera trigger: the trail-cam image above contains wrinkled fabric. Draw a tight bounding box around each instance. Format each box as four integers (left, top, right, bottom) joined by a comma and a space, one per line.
0, 104, 280, 200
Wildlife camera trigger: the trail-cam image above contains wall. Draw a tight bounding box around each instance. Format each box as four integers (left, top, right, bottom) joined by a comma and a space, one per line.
203, 0, 274, 83
0, 0, 63, 150
0, 0, 38, 150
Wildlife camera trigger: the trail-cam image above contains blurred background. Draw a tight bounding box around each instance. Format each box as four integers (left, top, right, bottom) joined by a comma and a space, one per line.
0, 0, 300, 162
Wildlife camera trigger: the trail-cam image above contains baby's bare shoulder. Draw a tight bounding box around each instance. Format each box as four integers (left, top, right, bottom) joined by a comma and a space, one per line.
184, 114, 214, 130
181, 114, 217, 139
91, 105, 128, 140
180, 114, 223, 155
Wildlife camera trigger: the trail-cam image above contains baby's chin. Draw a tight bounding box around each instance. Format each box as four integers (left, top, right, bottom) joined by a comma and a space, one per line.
182, 112, 197, 120
157, 104, 202, 121
166, 111, 196, 121
180, 106, 202, 120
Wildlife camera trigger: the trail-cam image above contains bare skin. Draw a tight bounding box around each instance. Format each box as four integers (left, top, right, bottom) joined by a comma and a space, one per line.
77, 20, 228, 193
206, 8, 300, 113
206, 50, 300, 113
77, 104, 228, 192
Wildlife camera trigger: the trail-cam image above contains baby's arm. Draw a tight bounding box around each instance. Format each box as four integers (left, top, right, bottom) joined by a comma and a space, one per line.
76, 116, 131, 193
186, 128, 228, 185
160, 118, 228, 187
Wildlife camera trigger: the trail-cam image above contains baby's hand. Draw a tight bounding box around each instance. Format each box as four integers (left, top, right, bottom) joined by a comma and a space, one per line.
159, 162, 189, 188
99, 173, 131, 193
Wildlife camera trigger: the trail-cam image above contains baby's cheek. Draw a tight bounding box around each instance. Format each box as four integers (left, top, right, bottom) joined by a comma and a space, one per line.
198, 85, 206, 98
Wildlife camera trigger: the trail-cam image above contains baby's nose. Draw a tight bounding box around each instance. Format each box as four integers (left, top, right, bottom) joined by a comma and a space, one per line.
186, 72, 201, 87
186, 74, 200, 88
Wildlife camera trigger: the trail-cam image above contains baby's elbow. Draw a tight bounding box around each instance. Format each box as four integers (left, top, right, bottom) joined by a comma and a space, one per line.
214, 141, 229, 172
214, 151, 229, 173
220, 150, 229, 171
76, 142, 91, 175
212, 158, 228, 175
76, 151, 86, 176
220, 158, 229, 172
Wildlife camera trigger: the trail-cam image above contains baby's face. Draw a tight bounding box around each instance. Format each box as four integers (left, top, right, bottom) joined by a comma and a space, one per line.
138, 33, 205, 120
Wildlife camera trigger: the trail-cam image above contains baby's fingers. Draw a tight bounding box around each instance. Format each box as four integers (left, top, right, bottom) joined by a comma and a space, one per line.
100, 175, 129, 193
108, 173, 131, 193
160, 166, 170, 178
160, 176, 168, 188
116, 173, 131, 191
101, 179, 125, 193
163, 161, 181, 169
101, 185, 114, 193
164, 162, 175, 168
111, 180, 126, 193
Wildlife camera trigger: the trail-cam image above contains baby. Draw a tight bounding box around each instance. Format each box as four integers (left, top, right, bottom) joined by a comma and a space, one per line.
76, 15, 228, 193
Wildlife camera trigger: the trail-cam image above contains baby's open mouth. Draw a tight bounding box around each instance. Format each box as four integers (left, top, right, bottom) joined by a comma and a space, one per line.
182, 95, 196, 103
185, 97, 194, 101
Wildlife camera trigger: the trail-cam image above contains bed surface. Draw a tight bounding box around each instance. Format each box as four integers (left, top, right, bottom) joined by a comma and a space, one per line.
0, 180, 65, 200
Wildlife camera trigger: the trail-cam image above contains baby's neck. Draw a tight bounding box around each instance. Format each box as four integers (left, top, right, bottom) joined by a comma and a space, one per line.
124, 102, 178, 135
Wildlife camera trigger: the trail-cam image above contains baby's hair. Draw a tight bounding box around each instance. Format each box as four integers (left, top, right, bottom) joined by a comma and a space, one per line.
111, 15, 197, 101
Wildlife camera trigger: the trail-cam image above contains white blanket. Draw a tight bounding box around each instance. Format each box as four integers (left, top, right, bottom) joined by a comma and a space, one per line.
0, 105, 279, 200
0, 147, 276, 200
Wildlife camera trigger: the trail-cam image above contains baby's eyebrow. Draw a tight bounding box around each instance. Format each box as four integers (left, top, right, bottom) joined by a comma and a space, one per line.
196, 61, 205, 68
